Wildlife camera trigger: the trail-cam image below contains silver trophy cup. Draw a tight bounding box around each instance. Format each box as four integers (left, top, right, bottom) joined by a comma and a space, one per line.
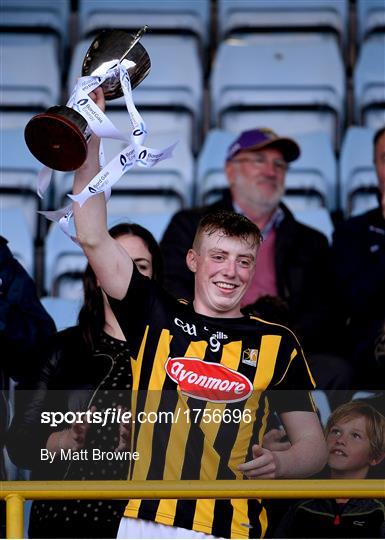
24, 27, 150, 172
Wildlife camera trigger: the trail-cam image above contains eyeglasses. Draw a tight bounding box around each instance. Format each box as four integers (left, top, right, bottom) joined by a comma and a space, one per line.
231, 155, 289, 172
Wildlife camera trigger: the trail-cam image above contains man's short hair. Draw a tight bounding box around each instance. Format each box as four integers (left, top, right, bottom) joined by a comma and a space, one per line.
325, 401, 385, 460
193, 210, 262, 251
374, 126, 385, 149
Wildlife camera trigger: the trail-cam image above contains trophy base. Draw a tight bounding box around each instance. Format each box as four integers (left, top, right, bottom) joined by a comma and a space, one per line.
24, 107, 89, 172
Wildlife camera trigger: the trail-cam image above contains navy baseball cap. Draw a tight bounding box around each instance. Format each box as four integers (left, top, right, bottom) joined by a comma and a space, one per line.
226, 128, 300, 163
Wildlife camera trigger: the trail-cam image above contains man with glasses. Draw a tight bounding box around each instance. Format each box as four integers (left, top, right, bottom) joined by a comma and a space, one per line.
161, 128, 346, 389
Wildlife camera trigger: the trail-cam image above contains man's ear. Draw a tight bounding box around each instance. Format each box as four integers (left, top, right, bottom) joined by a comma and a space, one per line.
369, 452, 385, 467
186, 249, 198, 273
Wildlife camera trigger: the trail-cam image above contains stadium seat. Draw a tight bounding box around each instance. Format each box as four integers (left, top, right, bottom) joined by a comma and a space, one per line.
0, 112, 40, 131
283, 131, 337, 212
54, 133, 194, 215
67, 34, 203, 151
196, 129, 337, 211
40, 296, 81, 331
0, 0, 70, 59
210, 35, 345, 148
196, 129, 234, 205
356, 0, 385, 44
0, 207, 34, 277
0, 33, 60, 111
108, 109, 194, 155
77, 0, 210, 49
0, 127, 48, 240
217, 0, 349, 48
44, 224, 87, 300
354, 35, 385, 130
107, 212, 174, 243
339, 126, 378, 217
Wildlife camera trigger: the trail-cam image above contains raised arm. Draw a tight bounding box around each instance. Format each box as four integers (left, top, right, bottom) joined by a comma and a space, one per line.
72, 87, 133, 299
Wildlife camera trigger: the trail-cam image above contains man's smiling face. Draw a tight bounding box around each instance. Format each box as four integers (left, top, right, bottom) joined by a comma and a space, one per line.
225, 147, 287, 215
186, 230, 257, 318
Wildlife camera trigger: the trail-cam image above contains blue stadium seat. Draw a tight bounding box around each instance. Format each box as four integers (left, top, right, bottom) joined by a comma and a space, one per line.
0, 0, 70, 58
196, 129, 337, 211
108, 109, 194, 154
44, 224, 87, 300
283, 132, 337, 212
0, 127, 47, 240
0, 112, 40, 131
217, 0, 348, 48
339, 126, 378, 217
354, 35, 385, 130
196, 129, 234, 204
0, 33, 60, 111
0, 207, 34, 277
40, 297, 81, 331
77, 0, 210, 48
210, 35, 345, 149
107, 212, 174, 244
67, 35, 203, 151
356, 0, 385, 44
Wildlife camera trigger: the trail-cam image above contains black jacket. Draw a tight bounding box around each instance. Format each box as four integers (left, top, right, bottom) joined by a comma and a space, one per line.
7, 326, 132, 539
0, 235, 55, 480
332, 206, 385, 383
6, 326, 115, 479
160, 191, 333, 353
273, 498, 385, 538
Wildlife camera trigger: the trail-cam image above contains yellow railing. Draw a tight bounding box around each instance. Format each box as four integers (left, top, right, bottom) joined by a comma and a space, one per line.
1, 479, 384, 539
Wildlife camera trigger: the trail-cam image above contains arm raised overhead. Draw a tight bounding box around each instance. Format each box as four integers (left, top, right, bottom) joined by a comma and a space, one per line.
72, 87, 133, 300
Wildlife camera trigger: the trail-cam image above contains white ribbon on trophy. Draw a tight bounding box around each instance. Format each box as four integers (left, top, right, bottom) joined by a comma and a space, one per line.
39, 63, 177, 241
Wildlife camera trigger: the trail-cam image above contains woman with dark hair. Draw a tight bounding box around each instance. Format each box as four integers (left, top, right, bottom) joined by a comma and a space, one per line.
79, 222, 163, 352
6, 222, 163, 539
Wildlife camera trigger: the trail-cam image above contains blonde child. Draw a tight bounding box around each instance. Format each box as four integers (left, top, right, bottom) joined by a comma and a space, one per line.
272, 401, 385, 538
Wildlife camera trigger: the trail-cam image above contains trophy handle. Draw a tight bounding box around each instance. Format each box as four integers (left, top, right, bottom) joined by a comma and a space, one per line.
118, 25, 149, 63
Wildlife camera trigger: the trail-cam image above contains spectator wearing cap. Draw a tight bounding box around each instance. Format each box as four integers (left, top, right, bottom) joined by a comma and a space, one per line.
160, 128, 350, 390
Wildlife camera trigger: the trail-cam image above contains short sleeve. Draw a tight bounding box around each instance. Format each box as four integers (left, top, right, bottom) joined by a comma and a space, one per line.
107, 266, 156, 356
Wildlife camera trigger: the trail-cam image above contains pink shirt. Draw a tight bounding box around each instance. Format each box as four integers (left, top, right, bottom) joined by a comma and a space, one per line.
241, 227, 278, 307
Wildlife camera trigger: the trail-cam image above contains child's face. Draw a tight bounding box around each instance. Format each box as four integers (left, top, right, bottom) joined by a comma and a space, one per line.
326, 414, 375, 479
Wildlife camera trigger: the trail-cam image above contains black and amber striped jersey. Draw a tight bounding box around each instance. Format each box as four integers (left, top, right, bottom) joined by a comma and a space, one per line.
109, 268, 316, 539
